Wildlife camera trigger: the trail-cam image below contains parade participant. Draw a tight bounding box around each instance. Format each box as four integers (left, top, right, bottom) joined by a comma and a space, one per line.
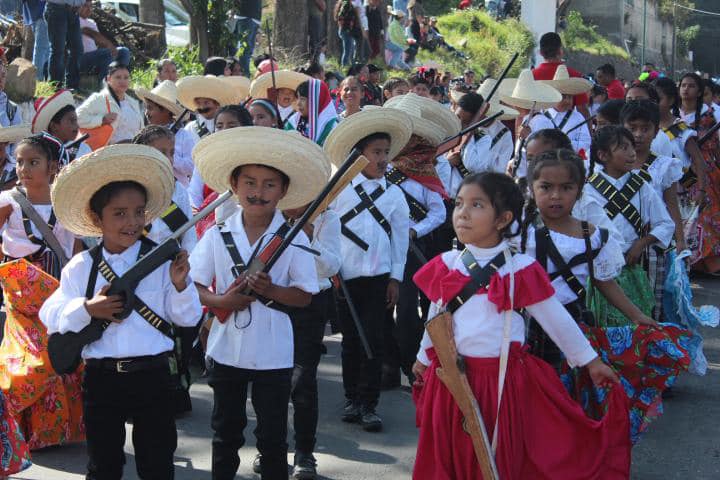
325, 108, 411, 431
177, 75, 238, 144
620, 100, 684, 320
338, 75, 363, 119
408, 73, 431, 98
189, 127, 329, 480
677, 73, 720, 273
411, 171, 629, 479
585, 126, 675, 325
40, 144, 201, 479
382, 77, 410, 102
77, 62, 144, 145
136, 80, 195, 185
520, 149, 689, 442
595, 99, 625, 130
0, 124, 31, 191
623, 82, 674, 159
0, 388, 31, 477
0, 134, 85, 451
250, 69, 311, 125
286, 79, 339, 146
32, 90, 92, 163
249, 99, 280, 128
540, 65, 593, 155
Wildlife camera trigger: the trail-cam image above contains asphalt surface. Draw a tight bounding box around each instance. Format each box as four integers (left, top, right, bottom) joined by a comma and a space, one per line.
10, 278, 720, 480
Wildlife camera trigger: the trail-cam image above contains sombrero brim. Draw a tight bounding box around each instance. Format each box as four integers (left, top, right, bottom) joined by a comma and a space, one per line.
249, 70, 311, 99
324, 108, 413, 167
51, 144, 175, 237
408, 93, 462, 140
487, 102, 519, 121
136, 87, 184, 116
220, 76, 251, 103
192, 126, 331, 210
176, 76, 238, 111
383, 97, 444, 146
386, 93, 461, 144
0, 124, 32, 143
500, 82, 562, 110
32, 90, 75, 134
541, 78, 593, 95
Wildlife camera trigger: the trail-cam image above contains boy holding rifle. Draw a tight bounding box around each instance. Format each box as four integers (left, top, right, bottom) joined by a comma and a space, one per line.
188, 127, 331, 480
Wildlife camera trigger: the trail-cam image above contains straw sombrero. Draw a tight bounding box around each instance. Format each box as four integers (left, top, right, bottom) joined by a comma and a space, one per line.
323, 108, 413, 167
32, 90, 75, 134
176, 75, 239, 111
0, 124, 32, 143
135, 80, 184, 117
477, 79, 520, 120
51, 144, 175, 237
192, 127, 331, 210
384, 95, 444, 146
395, 93, 461, 141
499, 69, 562, 110
220, 76, 251, 104
540, 65, 593, 95
249, 70, 310, 99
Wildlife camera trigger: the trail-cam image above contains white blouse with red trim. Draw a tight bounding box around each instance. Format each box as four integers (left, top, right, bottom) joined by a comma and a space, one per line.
413, 240, 598, 369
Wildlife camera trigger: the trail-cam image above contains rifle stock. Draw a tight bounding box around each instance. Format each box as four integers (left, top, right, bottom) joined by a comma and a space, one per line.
66, 133, 90, 151
698, 120, 720, 146
425, 312, 499, 479
171, 109, 190, 133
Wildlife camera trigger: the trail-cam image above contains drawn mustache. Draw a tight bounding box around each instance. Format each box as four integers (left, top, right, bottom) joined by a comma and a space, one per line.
197, 107, 212, 114
247, 196, 270, 205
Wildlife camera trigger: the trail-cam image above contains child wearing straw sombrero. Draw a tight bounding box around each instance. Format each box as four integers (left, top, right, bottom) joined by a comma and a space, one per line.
0, 124, 31, 191
188, 127, 330, 480
32, 90, 92, 164
323, 108, 412, 432
39, 144, 202, 479
176, 75, 239, 144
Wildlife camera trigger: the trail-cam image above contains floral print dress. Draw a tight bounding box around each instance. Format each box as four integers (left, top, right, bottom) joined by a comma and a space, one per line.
0, 260, 84, 450
0, 389, 31, 476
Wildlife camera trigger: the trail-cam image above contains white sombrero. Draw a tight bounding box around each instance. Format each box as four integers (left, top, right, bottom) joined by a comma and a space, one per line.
249, 70, 310, 99
51, 144, 175, 237
176, 75, 239, 111
135, 80, 184, 117
0, 124, 32, 143
385, 93, 460, 145
192, 126, 332, 210
32, 90, 75, 134
477, 79, 520, 120
500, 69, 562, 110
540, 65, 593, 95
323, 108, 413, 167
219, 75, 251, 104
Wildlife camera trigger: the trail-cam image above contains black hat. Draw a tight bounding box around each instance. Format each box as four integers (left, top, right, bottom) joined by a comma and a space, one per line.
367, 64, 383, 74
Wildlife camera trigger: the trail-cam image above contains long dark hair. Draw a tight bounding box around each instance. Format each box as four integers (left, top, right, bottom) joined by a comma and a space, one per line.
653, 77, 680, 117
678, 72, 704, 127
106, 61, 130, 107
458, 172, 523, 240
590, 125, 635, 171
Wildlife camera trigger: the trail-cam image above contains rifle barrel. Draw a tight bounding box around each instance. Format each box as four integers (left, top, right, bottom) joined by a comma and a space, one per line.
170, 190, 233, 241
482, 52, 519, 105
65, 133, 90, 150
698, 121, 720, 146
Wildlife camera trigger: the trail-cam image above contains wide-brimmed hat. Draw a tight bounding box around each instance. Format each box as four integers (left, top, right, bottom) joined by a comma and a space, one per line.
323, 108, 413, 167
250, 70, 310, 99
477, 79, 520, 120
192, 126, 331, 210
0, 124, 32, 143
540, 65, 593, 95
219, 75, 251, 103
500, 69, 562, 110
176, 75, 239, 111
32, 90, 75, 134
135, 80, 184, 116
385, 93, 460, 145
51, 144, 175, 237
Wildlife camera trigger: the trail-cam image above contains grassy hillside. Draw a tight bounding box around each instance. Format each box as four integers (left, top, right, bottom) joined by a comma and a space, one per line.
561, 11, 629, 60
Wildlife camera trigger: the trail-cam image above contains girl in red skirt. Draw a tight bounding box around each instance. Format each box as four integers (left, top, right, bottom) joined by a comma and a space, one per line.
411, 172, 631, 480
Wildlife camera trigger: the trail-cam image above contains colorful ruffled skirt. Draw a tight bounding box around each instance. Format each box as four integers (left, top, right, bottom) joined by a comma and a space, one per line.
412, 344, 631, 479
0, 260, 85, 450
0, 390, 31, 476
588, 264, 655, 327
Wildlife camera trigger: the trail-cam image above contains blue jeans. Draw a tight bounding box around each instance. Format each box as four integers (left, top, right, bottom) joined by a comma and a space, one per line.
385, 41, 408, 70
45, 2, 82, 89
338, 28, 355, 67
80, 47, 131, 79
32, 18, 50, 80
234, 17, 259, 77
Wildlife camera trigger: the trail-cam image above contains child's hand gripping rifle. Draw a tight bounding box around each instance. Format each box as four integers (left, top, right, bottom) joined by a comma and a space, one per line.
47, 191, 233, 375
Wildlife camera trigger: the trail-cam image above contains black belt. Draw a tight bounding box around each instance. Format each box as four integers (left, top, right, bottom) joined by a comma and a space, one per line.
85, 352, 171, 373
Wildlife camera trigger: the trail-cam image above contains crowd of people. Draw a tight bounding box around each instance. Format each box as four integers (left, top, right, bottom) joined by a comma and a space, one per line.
0, 18, 719, 480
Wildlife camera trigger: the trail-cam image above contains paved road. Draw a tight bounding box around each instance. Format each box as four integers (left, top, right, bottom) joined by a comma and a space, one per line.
12, 279, 720, 480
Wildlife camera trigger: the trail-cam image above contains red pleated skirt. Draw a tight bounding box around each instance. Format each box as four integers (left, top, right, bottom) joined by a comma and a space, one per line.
412, 344, 631, 480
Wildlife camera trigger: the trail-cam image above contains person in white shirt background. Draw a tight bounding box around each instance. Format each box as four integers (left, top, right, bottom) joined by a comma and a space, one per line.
78, 1, 131, 82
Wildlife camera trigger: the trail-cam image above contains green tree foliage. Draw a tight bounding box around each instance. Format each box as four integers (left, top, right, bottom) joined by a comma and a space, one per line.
560, 11, 629, 59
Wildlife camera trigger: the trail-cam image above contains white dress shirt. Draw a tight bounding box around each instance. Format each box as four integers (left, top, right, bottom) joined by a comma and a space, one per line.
109, 98, 144, 144
388, 166, 445, 238
39, 240, 202, 359
651, 130, 674, 158
435, 153, 462, 199
189, 208, 319, 370
416, 241, 598, 368
461, 121, 514, 175
332, 174, 409, 281
187, 167, 206, 210
308, 209, 342, 291
184, 116, 215, 144
544, 107, 592, 154
172, 126, 195, 186
663, 123, 697, 169
145, 181, 197, 253
515, 113, 556, 178
644, 154, 683, 197
680, 103, 720, 129
585, 170, 675, 253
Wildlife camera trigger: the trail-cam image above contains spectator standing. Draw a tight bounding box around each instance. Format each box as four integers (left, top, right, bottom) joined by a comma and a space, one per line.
45, 0, 84, 89
405, 6, 425, 66
386, 7, 410, 70
308, 0, 326, 61
335, 0, 360, 66
366, 0, 384, 60
595, 63, 626, 99
231, 0, 261, 76
22, 0, 50, 81
78, 1, 131, 82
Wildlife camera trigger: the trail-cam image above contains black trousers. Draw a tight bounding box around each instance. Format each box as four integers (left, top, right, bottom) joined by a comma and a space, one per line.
82, 362, 177, 480
384, 239, 430, 378
208, 361, 292, 480
290, 289, 331, 454
336, 274, 389, 408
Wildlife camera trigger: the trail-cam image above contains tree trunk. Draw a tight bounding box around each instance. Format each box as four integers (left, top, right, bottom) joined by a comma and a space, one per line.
179, 0, 209, 61
273, 0, 309, 64
326, 1, 340, 59
140, 0, 167, 52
